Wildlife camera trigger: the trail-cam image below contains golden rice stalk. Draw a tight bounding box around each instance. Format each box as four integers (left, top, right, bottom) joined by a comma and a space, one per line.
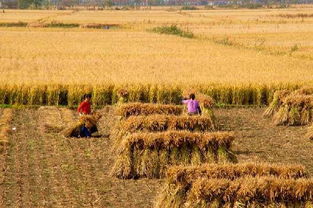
166, 163, 307, 186
0, 109, 14, 148
125, 131, 235, 151
121, 115, 215, 133
263, 90, 291, 118
140, 148, 160, 178
159, 148, 170, 178
111, 131, 236, 179
273, 106, 289, 126
117, 103, 183, 118
156, 163, 307, 208
190, 145, 203, 166
62, 113, 101, 137
109, 145, 133, 179
187, 177, 313, 206
273, 94, 313, 126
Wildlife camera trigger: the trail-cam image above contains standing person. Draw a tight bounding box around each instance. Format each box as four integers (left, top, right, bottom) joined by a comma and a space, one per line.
77, 94, 92, 115
182, 93, 202, 115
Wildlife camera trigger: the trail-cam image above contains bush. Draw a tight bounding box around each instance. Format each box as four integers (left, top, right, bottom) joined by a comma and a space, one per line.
181, 6, 198, 10
151, 25, 194, 39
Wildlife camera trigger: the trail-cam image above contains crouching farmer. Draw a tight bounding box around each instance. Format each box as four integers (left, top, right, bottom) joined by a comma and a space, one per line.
182, 93, 202, 115
77, 94, 93, 137
63, 94, 102, 138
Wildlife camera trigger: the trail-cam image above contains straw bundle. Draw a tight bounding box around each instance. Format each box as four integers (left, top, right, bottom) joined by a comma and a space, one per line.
187, 177, 313, 207
122, 115, 215, 133
111, 115, 216, 151
264, 87, 313, 126
117, 103, 183, 118
155, 163, 307, 208
110, 131, 236, 179
263, 90, 291, 118
0, 109, 13, 147
273, 95, 313, 126
62, 113, 102, 137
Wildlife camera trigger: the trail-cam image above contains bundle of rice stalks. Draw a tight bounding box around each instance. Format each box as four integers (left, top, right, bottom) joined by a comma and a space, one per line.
62, 113, 102, 137
112, 115, 215, 150
187, 176, 313, 207
110, 131, 236, 179
0, 109, 13, 147
155, 163, 307, 208
117, 103, 183, 118
273, 94, 313, 126
263, 90, 291, 118
122, 115, 215, 133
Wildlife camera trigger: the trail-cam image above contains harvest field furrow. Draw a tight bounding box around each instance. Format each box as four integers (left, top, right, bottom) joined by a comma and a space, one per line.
1, 108, 163, 207
1, 107, 313, 207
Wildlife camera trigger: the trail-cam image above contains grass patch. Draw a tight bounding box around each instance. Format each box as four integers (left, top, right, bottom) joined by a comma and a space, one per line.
180, 6, 198, 10
81, 23, 120, 29
151, 25, 194, 39
44, 22, 79, 28
0, 21, 27, 27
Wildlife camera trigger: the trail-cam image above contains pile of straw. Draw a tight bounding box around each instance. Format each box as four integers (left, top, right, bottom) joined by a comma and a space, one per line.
155, 163, 308, 208
110, 131, 237, 179
62, 113, 102, 137
0, 109, 13, 147
263, 90, 291, 118
117, 103, 183, 118
122, 115, 215, 133
273, 94, 313, 126
187, 177, 313, 207
264, 87, 313, 125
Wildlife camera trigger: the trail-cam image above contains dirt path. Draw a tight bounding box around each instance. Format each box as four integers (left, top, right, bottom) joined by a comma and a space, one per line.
1, 108, 162, 208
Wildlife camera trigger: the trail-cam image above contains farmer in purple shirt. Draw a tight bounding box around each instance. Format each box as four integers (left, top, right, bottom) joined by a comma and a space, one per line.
182, 93, 202, 115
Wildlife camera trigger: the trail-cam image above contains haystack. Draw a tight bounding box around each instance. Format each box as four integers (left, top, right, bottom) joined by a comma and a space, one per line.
155, 163, 308, 208
110, 131, 237, 179
62, 113, 102, 137
263, 90, 291, 118
122, 115, 215, 132
117, 103, 183, 118
273, 94, 313, 126
186, 177, 313, 208
264, 87, 313, 126
111, 114, 216, 151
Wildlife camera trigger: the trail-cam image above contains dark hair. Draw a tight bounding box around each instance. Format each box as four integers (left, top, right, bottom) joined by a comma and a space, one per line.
84, 94, 92, 99
189, 93, 195, 100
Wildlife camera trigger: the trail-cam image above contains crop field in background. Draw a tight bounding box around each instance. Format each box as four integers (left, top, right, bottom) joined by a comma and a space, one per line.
0, 8, 313, 106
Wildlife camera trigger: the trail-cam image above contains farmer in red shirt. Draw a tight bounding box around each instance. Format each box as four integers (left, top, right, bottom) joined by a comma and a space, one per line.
77, 94, 93, 137
77, 94, 92, 115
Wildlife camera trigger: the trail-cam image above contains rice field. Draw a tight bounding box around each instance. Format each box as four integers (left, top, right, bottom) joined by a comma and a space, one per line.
0, 8, 313, 105
1, 7, 313, 208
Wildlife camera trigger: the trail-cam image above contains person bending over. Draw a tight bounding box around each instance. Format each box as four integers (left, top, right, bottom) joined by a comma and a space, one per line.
182, 93, 202, 115
77, 94, 94, 137
77, 94, 92, 115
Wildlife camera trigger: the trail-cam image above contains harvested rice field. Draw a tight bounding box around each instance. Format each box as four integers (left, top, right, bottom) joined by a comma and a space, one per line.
1, 106, 313, 207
